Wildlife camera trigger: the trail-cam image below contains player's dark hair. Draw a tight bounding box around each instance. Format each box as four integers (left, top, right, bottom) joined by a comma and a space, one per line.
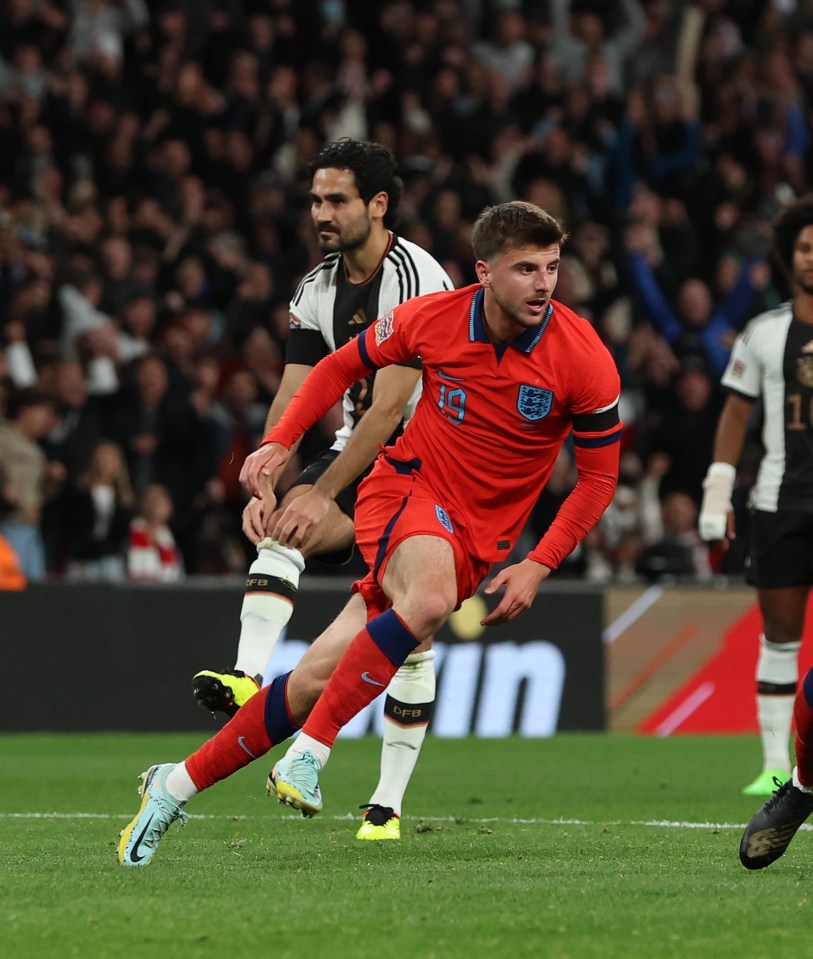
471, 201, 567, 261
307, 139, 402, 228
773, 194, 813, 274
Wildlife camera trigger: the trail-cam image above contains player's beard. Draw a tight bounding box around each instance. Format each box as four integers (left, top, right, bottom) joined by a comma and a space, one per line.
797, 276, 813, 296
317, 216, 373, 253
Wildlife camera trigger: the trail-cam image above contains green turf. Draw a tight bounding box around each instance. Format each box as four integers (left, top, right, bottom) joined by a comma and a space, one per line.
1, 733, 811, 959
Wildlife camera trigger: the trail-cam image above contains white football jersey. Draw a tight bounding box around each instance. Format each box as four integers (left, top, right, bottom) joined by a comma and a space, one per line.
722, 301, 813, 512
286, 234, 453, 451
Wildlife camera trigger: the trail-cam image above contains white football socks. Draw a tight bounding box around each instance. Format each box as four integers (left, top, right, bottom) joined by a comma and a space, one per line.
793, 767, 813, 794
756, 634, 800, 773
367, 649, 436, 815
285, 733, 331, 768
235, 541, 305, 679
165, 762, 199, 802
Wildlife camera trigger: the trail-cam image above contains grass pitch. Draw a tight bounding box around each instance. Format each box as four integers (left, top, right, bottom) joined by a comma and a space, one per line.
1, 733, 811, 959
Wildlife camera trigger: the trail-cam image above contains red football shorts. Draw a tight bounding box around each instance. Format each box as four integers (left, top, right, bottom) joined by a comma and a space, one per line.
351, 454, 490, 619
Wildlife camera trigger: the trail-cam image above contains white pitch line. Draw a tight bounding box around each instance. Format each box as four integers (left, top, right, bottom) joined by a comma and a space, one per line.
3, 811, 808, 832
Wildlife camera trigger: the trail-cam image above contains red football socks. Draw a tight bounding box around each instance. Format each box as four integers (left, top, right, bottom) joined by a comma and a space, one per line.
302, 610, 419, 748
794, 668, 813, 787
186, 686, 274, 790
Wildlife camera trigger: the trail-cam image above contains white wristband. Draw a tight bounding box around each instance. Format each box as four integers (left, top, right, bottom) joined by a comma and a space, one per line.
699, 462, 736, 541
704, 462, 736, 493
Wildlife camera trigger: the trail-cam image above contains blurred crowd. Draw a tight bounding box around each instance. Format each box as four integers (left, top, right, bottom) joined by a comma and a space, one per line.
0, 0, 809, 585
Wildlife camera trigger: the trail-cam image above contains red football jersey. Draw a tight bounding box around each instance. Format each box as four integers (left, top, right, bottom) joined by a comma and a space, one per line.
357, 284, 621, 561
268, 283, 621, 564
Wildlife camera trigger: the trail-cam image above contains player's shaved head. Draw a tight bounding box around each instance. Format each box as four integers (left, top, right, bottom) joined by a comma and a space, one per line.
472, 201, 567, 262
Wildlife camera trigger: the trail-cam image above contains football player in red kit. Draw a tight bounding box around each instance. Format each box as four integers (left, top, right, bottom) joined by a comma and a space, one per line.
118, 200, 621, 865
741, 666, 813, 869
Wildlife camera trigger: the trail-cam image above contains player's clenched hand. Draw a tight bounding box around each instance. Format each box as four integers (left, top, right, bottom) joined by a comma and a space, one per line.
269, 487, 332, 550
698, 507, 736, 546
480, 559, 552, 627
241, 496, 267, 545
239, 442, 289, 498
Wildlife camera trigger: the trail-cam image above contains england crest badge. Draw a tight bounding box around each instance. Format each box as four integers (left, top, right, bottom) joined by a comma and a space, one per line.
517, 385, 553, 420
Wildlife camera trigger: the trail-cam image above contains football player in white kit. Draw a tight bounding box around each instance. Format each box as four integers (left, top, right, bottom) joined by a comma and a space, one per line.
193, 139, 453, 839
700, 194, 813, 796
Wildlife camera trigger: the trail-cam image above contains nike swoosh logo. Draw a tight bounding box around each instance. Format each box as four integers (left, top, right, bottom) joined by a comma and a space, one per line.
361, 671, 386, 687
438, 370, 465, 382
238, 736, 258, 759
129, 814, 154, 863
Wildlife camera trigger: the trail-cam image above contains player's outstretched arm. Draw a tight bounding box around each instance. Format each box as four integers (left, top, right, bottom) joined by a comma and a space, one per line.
262, 363, 312, 435
316, 364, 420, 499
238, 363, 311, 504
527, 439, 620, 571
241, 340, 380, 500
266, 364, 420, 549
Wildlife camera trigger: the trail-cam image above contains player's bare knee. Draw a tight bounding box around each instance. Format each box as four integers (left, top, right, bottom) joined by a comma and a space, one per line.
401, 591, 455, 637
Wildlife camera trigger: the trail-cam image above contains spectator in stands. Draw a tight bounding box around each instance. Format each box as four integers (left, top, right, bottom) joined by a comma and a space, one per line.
57, 268, 119, 396
598, 481, 647, 584
647, 360, 724, 508
3, 310, 38, 390
0, 469, 25, 589
98, 235, 141, 317
472, 9, 534, 91
63, 439, 134, 582
105, 352, 212, 508
626, 226, 761, 378
116, 292, 158, 365
39, 358, 103, 568
622, 184, 703, 292
41, 359, 100, 483
237, 325, 284, 405
66, 0, 148, 69
1, 0, 812, 585
625, 0, 681, 87
561, 219, 622, 321
127, 482, 182, 582
0, 387, 62, 580
635, 489, 712, 583
2, 274, 56, 387
0, 1, 67, 63
550, 0, 646, 96
0, 530, 26, 590
225, 260, 279, 350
